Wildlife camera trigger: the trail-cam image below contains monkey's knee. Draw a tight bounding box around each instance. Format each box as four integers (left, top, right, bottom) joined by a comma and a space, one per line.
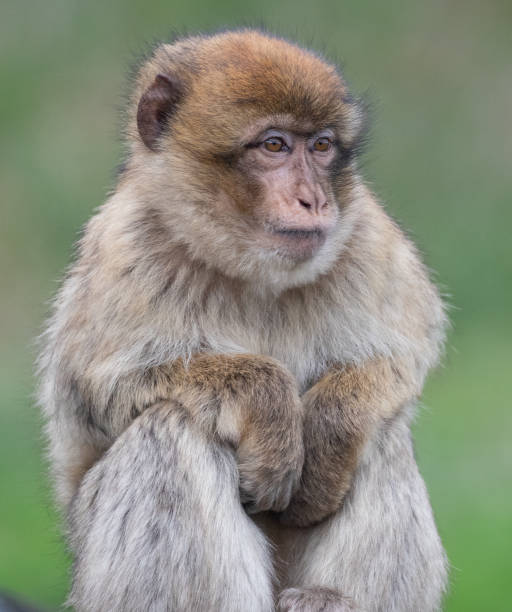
68, 402, 273, 612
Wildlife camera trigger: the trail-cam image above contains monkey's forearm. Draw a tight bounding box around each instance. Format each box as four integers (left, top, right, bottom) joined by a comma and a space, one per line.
280, 358, 418, 527
101, 353, 301, 440
85, 353, 292, 435
169, 353, 301, 442
86, 353, 304, 512
169, 353, 305, 512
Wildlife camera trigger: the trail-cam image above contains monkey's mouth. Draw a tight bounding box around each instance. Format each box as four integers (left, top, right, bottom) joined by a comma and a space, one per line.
270, 227, 327, 259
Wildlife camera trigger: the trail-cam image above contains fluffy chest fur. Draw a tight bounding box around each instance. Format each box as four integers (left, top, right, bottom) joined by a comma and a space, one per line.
144, 270, 398, 393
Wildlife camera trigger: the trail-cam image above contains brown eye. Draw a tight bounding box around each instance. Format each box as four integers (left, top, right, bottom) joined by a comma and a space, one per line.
313, 137, 331, 152
263, 137, 286, 152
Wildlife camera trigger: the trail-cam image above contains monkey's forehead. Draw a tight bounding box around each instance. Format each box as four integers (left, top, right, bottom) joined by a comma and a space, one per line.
146, 31, 347, 123
135, 31, 357, 156
194, 31, 346, 121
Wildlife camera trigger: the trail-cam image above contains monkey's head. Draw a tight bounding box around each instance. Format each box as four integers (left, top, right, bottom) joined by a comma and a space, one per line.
128, 30, 366, 291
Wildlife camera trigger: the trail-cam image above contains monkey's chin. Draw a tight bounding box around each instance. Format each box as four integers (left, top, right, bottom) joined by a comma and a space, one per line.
269, 229, 327, 262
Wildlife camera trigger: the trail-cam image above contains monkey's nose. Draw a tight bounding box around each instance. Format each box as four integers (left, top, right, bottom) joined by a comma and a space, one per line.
298, 198, 328, 214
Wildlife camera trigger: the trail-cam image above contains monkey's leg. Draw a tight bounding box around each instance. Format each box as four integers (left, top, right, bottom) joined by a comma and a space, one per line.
68, 401, 274, 612
278, 412, 447, 612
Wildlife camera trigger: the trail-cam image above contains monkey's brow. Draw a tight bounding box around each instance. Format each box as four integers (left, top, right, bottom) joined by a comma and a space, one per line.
244, 127, 333, 146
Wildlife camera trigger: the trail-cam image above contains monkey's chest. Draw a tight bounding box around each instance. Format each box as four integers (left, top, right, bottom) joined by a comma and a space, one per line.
207, 317, 334, 393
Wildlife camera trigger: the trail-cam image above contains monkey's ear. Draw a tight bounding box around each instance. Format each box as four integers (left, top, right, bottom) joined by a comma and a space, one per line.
342, 95, 367, 146
137, 74, 182, 151
340, 94, 369, 159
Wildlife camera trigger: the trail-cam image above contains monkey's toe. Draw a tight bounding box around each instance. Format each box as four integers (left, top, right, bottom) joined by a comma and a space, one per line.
277, 587, 358, 612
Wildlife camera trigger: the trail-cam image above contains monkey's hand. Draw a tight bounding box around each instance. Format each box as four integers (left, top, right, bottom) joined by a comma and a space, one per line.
170, 354, 305, 513
280, 358, 417, 527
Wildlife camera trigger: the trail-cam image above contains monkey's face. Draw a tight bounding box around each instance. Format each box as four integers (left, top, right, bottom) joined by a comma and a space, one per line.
133, 31, 365, 290
235, 122, 340, 263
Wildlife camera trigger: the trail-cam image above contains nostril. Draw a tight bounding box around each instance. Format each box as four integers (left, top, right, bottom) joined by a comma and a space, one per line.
299, 199, 312, 210
321, 201, 328, 211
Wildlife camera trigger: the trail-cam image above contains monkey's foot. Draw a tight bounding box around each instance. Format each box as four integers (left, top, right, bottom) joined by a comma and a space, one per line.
277, 587, 358, 612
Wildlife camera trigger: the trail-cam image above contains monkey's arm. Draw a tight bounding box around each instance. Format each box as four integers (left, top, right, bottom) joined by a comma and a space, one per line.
169, 353, 305, 512
280, 357, 417, 527
79, 353, 304, 513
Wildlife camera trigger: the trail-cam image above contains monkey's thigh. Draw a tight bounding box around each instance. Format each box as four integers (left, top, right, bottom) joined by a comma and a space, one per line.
68, 402, 274, 612
279, 416, 447, 612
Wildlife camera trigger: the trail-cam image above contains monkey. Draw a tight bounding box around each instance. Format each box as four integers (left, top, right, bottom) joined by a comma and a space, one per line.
38, 30, 448, 611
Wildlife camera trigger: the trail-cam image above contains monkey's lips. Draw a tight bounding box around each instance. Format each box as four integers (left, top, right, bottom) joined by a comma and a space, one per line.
270, 227, 327, 260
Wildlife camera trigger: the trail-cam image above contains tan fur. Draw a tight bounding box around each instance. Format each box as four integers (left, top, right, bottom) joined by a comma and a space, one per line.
170, 354, 305, 512
281, 357, 418, 527
38, 30, 448, 611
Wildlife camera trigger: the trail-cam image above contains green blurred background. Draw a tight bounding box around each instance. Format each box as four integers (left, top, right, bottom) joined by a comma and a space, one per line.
1, 0, 510, 609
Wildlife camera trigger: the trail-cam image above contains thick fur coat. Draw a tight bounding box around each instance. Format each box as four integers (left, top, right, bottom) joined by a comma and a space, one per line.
38, 30, 448, 611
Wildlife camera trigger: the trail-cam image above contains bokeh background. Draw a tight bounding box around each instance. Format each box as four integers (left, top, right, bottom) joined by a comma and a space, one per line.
1, 0, 510, 610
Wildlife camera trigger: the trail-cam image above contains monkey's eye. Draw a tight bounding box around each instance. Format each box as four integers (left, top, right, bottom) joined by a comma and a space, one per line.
313, 137, 331, 152
263, 137, 287, 153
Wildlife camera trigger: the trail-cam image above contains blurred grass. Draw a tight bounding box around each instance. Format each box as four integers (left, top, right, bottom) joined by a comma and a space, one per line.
0, 0, 510, 609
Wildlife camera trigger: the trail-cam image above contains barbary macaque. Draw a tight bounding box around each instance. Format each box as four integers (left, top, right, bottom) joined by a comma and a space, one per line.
38, 30, 448, 611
